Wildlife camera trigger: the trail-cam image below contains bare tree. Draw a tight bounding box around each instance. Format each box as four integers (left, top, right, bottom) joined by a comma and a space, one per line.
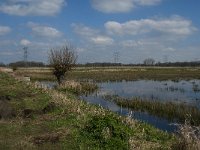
48, 45, 77, 84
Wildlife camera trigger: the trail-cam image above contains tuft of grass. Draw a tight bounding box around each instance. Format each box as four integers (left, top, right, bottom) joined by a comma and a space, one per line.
57, 80, 98, 95
171, 118, 200, 150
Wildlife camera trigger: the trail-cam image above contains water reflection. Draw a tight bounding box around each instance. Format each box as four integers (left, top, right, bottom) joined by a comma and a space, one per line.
81, 94, 177, 132
39, 79, 200, 132
96, 80, 200, 107
81, 80, 200, 132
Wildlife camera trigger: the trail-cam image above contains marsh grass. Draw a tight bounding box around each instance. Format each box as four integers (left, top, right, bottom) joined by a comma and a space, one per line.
105, 95, 200, 125
57, 80, 98, 95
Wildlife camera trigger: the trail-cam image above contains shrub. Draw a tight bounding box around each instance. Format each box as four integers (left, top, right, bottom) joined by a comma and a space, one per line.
79, 114, 130, 149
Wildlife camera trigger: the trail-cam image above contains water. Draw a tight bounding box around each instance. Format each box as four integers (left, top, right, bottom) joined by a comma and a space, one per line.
39, 81, 58, 89
39, 79, 200, 132
81, 80, 200, 132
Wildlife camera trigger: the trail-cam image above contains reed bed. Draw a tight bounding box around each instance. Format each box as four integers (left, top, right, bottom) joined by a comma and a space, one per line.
105, 95, 200, 125
57, 80, 98, 95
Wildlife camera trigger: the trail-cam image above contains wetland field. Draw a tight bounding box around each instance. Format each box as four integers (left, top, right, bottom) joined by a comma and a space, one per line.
15, 66, 200, 129
1, 66, 200, 149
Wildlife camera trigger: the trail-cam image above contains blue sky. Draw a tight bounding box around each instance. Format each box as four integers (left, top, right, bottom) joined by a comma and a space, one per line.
0, 0, 200, 64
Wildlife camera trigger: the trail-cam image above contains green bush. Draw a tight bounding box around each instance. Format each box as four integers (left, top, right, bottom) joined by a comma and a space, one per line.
79, 114, 130, 150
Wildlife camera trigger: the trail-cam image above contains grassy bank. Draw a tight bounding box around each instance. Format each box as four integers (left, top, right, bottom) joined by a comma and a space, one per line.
105, 95, 200, 125
15, 66, 200, 82
0, 72, 176, 149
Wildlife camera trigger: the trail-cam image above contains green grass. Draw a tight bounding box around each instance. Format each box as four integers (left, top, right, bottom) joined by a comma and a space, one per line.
0, 71, 176, 149
105, 95, 200, 125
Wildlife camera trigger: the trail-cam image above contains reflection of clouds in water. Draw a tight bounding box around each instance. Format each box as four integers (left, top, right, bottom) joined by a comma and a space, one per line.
96, 90, 115, 96
97, 80, 200, 105
82, 94, 177, 132
82, 80, 200, 132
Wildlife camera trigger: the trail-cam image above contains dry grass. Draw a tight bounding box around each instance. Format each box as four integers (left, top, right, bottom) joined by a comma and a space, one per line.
172, 118, 200, 150
60, 80, 81, 90
57, 80, 98, 95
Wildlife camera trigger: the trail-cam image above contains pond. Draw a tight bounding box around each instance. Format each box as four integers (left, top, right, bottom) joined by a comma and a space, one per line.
80, 80, 200, 132
39, 79, 200, 132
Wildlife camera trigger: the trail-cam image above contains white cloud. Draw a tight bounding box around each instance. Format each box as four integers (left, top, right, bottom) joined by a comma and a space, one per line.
0, 0, 65, 16
20, 39, 31, 46
120, 39, 165, 50
105, 16, 197, 38
91, 36, 114, 45
72, 24, 114, 46
121, 40, 146, 47
70, 15, 199, 63
0, 26, 11, 35
91, 0, 162, 13
32, 26, 62, 38
28, 23, 62, 38
134, 0, 161, 6
91, 0, 134, 13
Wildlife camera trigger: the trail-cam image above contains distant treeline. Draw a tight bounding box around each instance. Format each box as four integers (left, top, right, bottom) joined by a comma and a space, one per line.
1, 61, 200, 68
78, 61, 200, 67
8, 61, 45, 67
154, 61, 200, 67
77, 63, 122, 67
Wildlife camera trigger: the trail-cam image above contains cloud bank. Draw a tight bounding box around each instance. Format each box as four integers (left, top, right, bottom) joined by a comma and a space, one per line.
91, 0, 162, 13
72, 15, 198, 63
28, 22, 62, 38
0, 0, 65, 16
105, 16, 196, 38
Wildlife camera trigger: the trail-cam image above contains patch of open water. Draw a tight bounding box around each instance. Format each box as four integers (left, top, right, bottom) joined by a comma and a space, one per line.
81, 80, 200, 132
39, 79, 200, 132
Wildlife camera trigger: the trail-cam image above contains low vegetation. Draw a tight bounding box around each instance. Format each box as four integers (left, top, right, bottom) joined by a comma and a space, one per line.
57, 80, 98, 95
171, 120, 200, 150
0, 72, 176, 149
15, 67, 200, 82
105, 95, 200, 125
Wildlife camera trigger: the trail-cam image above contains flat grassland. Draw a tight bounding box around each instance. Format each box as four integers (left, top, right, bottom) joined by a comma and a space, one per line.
15, 66, 200, 81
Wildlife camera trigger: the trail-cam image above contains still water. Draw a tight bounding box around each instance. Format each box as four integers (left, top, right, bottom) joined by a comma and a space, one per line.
80, 80, 200, 132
